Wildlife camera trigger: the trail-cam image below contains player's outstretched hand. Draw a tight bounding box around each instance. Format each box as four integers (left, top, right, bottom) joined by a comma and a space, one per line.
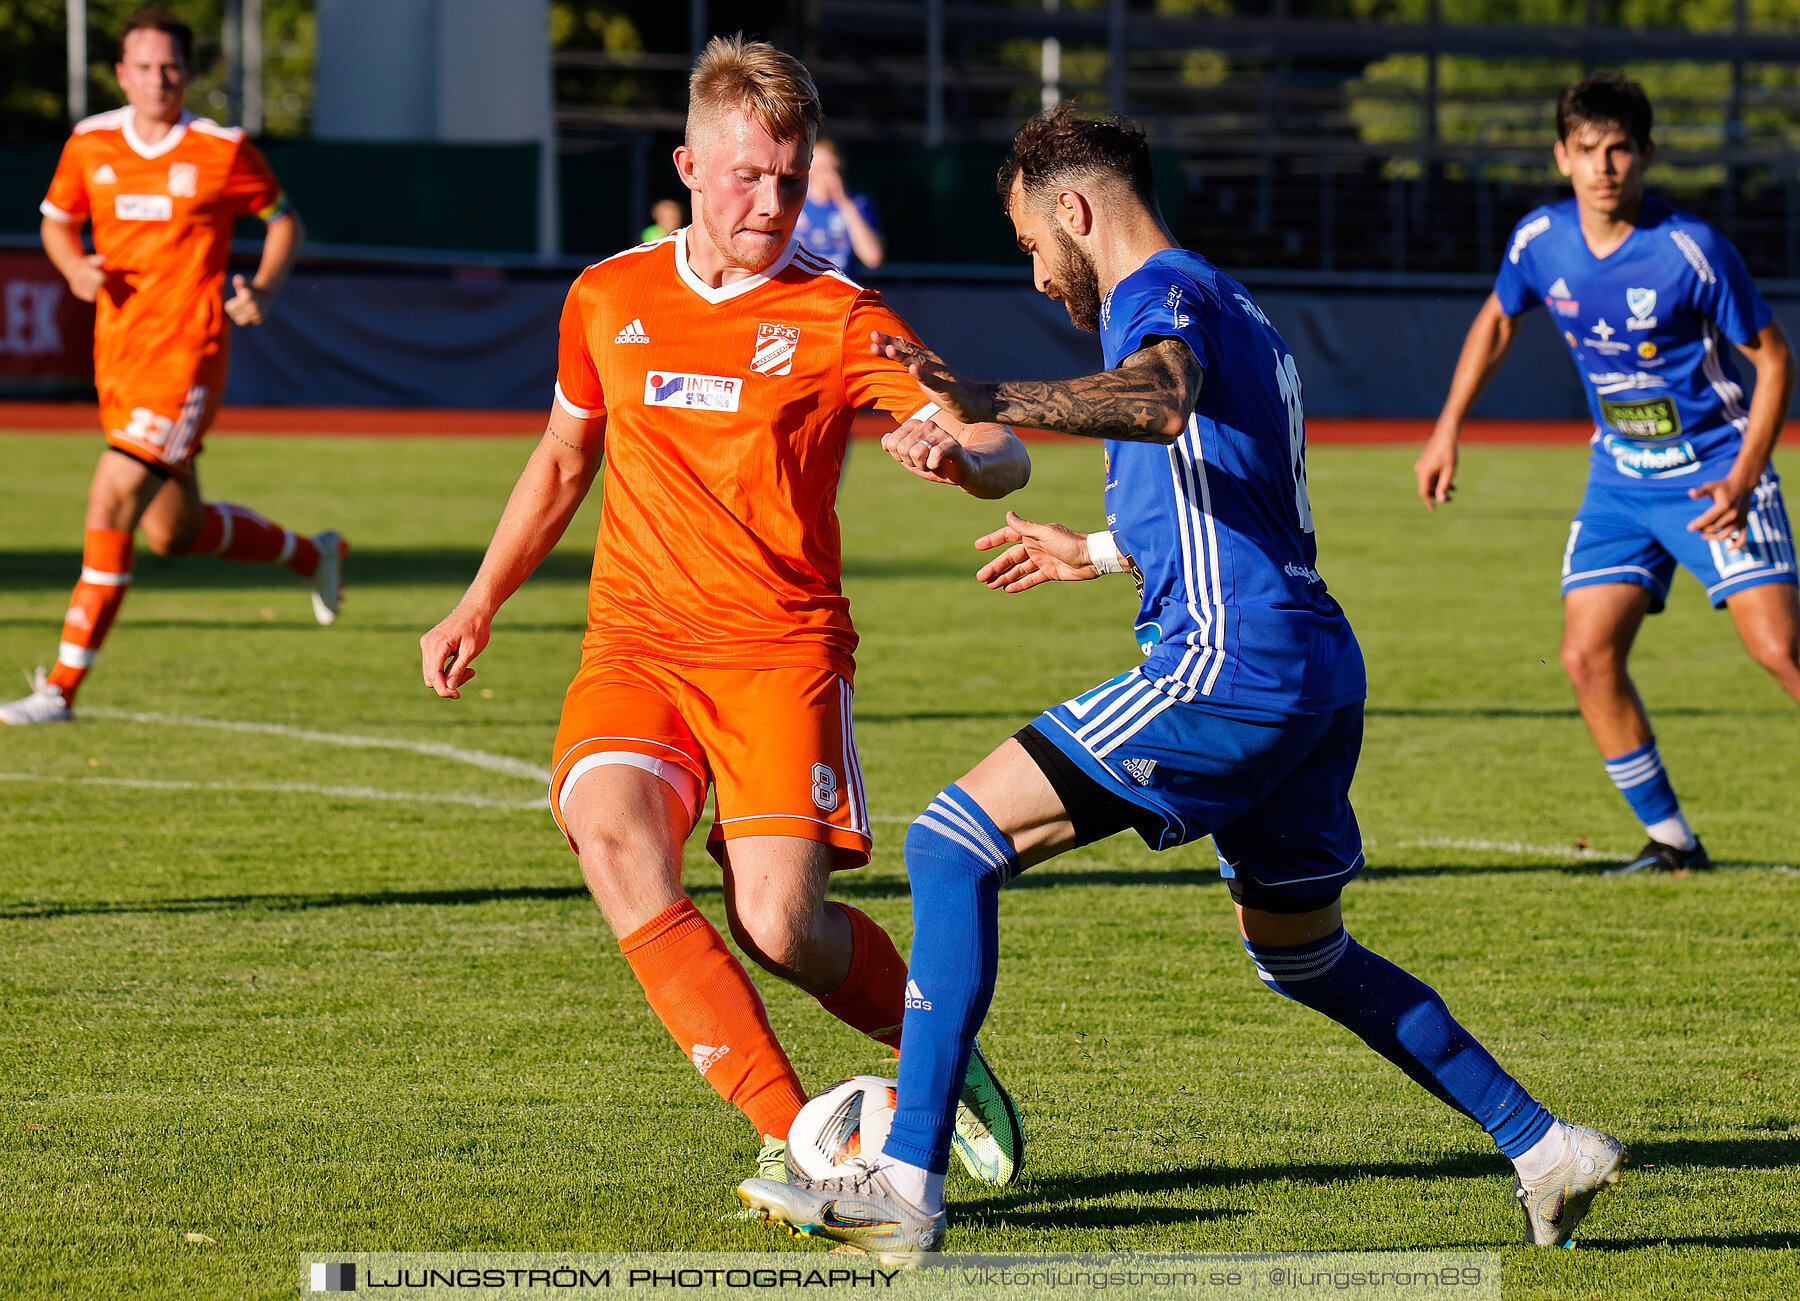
1687, 476, 1753, 546
869, 331, 996, 424
882, 414, 973, 487
1414, 430, 1458, 510
975, 511, 1099, 592
420, 605, 491, 699
225, 274, 271, 326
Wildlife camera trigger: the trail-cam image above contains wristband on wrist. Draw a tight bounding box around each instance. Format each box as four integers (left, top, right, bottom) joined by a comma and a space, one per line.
1087, 529, 1126, 575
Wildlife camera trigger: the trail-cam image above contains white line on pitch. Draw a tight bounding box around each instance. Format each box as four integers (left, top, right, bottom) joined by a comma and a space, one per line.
83, 707, 551, 782
0, 771, 544, 810
1392, 835, 1614, 861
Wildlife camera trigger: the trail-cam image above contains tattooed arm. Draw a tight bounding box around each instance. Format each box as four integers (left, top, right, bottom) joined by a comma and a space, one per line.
869, 332, 1202, 445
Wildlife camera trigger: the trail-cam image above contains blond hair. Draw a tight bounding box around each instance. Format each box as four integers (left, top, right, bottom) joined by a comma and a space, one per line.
687, 34, 822, 155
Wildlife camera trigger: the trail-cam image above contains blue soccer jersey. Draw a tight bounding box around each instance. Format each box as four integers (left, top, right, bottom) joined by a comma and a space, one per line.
1096, 248, 1364, 714
1494, 195, 1772, 483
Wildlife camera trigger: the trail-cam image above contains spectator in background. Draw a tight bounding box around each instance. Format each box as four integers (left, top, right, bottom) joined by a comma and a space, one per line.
642, 197, 684, 242
795, 137, 884, 273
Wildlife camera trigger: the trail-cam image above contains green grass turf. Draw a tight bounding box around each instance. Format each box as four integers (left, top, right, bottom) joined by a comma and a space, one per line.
1, 430, 1797, 1299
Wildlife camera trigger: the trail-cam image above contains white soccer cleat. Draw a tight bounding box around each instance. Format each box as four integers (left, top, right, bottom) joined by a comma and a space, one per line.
307, 530, 346, 626
0, 667, 74, 725
1513, 1122, 1626, 1247
737, 1158, 946, 1268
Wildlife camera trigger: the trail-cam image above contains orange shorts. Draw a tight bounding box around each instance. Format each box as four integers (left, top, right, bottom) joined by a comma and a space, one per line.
549, 655, 872, 868
101, 381, 222, 475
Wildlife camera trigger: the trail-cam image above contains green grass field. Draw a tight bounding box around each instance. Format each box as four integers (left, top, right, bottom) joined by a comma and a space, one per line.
2, 430, 1797, 1300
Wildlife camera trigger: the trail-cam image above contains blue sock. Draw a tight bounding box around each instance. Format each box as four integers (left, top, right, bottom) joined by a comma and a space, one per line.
1603, 738, 1690, 841
1245, 929, 1556, 1158
881, 785, 1015, 1174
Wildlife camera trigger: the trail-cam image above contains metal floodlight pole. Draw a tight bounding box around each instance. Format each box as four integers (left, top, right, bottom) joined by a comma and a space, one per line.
242, 0, 263, 135
1107, 0, 1125, 112
1042, 0, 1061, 112
66, 0, 87, 121
925, 0, 945, 147
223, 0, 243, 125
691, 0, 706, 60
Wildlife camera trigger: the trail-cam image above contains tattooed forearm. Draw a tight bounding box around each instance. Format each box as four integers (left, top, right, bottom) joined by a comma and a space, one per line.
546, 425, 584, 452
988, 339, 1201, 444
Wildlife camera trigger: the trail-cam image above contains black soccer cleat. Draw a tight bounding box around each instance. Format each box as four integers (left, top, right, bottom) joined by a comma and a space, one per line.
1606, 838, 1713, 875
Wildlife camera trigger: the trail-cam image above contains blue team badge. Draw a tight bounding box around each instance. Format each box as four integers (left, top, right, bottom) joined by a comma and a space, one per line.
1627, 287, 1656, 319
1134, 620, 1164, 656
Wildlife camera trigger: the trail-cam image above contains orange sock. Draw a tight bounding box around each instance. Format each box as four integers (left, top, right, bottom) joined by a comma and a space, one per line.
190, 503, 320, 576
619, 898, 809, 1139
45, 528, 133, 705
814, 902, 908, 1050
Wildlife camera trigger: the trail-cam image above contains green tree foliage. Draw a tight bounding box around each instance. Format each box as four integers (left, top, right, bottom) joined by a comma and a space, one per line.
0, 0, 313, 139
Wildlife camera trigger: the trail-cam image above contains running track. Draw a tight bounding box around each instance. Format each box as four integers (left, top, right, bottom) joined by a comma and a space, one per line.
0, 401, 1593, 444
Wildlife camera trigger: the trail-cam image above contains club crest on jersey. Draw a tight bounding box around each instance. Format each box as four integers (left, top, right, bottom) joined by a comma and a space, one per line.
1626, 287, 1658, 330
751, 322, 800, 376
643, 371, 741, 411
167, 161, 198, 197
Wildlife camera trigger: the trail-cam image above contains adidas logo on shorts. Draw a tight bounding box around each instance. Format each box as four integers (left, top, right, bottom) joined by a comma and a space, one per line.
613, 318, 650, 344
690, 1042, 730, 1073
1123, 756, 1158, 786
904, 979, 932, 1011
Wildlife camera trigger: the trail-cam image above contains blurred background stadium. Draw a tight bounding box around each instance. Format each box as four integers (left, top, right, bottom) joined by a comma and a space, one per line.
7, 0, 1800, 415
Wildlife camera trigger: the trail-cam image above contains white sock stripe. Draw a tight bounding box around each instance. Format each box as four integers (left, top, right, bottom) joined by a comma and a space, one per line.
56, 641, 97, 668
276, 529, 296, 565
78, 566, 132, 586
214, 505, 235, 554
1245, 931, 1350, 982
1605, 755, 1661, 778
931, 791, 1014, 866
912, 812, 1010, 873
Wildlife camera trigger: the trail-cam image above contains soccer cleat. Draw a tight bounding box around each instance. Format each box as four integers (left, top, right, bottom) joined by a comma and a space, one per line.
757, 1135, 789, 1183
307, 530, 346, 626
1606, 838, 1712, 875
952, 1037, 1023, 1186
0, 668, 73, 725
1512, 1123, 1626, 1247
737, 1158, 945, 1268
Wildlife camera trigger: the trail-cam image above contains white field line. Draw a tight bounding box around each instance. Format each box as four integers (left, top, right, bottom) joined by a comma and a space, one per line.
1390, 835, 1613, 862
0, 771, 544, 810
83, 707, 551, 782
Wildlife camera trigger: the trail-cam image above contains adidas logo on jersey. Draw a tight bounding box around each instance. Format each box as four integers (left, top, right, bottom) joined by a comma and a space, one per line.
1548, 278, 1572, 300
613, 318, 650, 344
904, 979, 932, 1011
92, 163, 117, 185
690, 1042, 730, 1073
1122, 757, 1158, 786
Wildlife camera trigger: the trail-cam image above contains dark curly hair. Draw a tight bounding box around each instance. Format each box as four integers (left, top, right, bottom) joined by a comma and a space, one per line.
1557, 75, 1653, 150
997, 102, 1160, 215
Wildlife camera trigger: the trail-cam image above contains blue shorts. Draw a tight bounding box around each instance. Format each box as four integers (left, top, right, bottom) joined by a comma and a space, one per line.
1563, 464, 1797, 611
1018, 669, 1364, 911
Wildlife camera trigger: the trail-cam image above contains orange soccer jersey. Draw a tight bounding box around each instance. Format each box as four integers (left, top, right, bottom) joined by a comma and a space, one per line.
42, 108, 287, 461
555, 229, 933, 681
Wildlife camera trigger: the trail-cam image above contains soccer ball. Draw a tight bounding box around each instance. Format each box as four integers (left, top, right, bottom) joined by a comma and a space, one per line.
784, 1075, 898, 1180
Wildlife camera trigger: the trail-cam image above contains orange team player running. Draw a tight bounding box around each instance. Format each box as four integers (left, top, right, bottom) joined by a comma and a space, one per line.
1, 5, 342, 727
420, 37, 1031, 1186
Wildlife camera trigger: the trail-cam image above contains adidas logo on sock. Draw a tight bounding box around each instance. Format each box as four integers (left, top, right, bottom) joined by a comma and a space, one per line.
690, 1042, 730, 1073
1122, 756, 1157, 785
904, 979, 932, 1011
613, 318, 650, 344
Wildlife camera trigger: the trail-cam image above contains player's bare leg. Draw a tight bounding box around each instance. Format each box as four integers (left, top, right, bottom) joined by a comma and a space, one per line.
1725, 582, 1800, 704
135, 456, 206, 555
720, 836, 850, 995
1561, 582, 1707, 868
563, 765, 810, 1149
1560, 583, 1655, 755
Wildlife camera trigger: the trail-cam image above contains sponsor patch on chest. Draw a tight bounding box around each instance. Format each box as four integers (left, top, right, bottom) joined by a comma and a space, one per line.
751, 322, 800, 376
114, 194, 173, 221
643, 370, 742, 411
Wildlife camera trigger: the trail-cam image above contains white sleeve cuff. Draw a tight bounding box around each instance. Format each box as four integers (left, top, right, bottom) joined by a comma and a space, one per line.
1087, 529, 1126, 575
905, 401, 942, 426
39, 200, 78, 222
553, 381, 602, 420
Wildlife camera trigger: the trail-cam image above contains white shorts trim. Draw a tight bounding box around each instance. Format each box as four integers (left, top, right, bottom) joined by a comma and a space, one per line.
557, 751, 701, 824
